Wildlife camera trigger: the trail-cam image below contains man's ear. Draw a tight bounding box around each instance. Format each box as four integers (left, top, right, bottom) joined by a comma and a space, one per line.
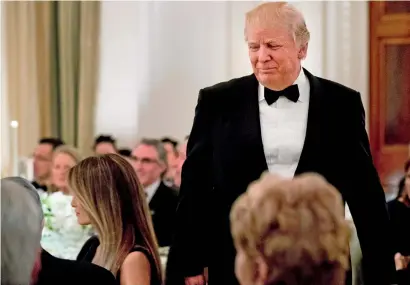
298, 43, 308, 60
254, 255, 268, 285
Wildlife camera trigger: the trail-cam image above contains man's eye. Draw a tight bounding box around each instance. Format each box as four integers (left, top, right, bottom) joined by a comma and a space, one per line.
269, 44, 281, 49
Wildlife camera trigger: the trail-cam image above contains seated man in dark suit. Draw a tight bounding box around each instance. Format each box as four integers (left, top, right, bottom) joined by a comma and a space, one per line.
132, 138, 179, 247
1, 177, 116, 285
32, 137, 65, 192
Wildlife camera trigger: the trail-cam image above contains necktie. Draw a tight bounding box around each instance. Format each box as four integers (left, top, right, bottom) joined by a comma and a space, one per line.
264, 84, 300, 105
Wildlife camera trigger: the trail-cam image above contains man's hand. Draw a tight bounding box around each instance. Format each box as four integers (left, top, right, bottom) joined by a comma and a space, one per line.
185, 274, 206, 285
394, 253, 410, 270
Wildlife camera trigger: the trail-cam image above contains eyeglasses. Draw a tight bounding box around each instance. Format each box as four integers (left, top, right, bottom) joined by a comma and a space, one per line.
132, 156, 158, 165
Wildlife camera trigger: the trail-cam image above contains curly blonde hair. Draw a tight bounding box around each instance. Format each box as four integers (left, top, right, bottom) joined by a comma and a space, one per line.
230, 173, 351, 285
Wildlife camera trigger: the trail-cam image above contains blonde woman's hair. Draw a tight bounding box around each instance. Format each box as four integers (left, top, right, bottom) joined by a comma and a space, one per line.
68, 154, 163, 281
53, 145, 83, 164
245, 2, 310, 50
49, 145, 82, 193
230, 172, 351, 285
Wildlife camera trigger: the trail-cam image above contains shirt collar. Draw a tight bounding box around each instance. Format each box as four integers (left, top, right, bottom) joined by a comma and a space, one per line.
258, 67, 308, 103
145, 179, 161, 203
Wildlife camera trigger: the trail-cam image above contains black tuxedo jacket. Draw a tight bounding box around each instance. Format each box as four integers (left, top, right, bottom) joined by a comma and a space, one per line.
166, 69, 395, 285
37, 249, 116, 285
149, 182, 179, 247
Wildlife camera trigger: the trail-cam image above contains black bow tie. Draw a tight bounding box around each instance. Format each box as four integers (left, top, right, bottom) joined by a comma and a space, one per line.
264, 85, 300, 105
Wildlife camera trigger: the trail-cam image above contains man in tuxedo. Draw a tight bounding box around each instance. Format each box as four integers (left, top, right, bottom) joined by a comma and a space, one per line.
166, 2, 394, 285
1, 177, 116, 285
132, 138, 179, 247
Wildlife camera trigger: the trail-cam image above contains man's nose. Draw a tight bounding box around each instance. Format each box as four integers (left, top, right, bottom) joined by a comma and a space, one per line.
258, 46, 271, 62
135, 161, 143, 171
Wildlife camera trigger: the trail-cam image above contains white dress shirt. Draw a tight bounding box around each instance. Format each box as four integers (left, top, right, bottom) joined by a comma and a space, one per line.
259, 68, 310, 178
144, 179, 161, 203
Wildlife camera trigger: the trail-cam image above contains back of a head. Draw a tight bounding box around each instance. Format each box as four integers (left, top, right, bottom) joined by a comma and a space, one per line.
230, 173, 351, 285
118, 148, 132, 157
94, 135, 116, 147
1, 177, 43, 285
39, 137, 65, 150
160, 137, 178, 148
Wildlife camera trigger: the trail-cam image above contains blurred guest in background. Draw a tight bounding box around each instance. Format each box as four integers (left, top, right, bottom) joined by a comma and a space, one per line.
51, 145, 82, 194
161, 137, 180, 185
173, 136, 189, 189
118, 148, 132, 158
119, 148, 139, 175
1, 176, 116, 285
388, 159, 410, 284
1, 177, 43, 285
93, 135, 117, 155
230, 173, 351, 285
32, 137, 65, 192
132, 138, 178, 247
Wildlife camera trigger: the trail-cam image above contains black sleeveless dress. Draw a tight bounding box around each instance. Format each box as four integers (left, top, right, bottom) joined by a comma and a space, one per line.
77, 236, 161, 285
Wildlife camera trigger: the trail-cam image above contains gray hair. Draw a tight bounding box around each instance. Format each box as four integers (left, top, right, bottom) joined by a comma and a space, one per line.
245, 2, 310, 49
139, 138, 168, 167
1, 177, 43, 285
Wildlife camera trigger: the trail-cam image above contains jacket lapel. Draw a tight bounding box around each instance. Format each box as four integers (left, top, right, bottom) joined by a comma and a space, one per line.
295, 68, 323, 175
225, 69, 323, 181
243, 74, 269, 175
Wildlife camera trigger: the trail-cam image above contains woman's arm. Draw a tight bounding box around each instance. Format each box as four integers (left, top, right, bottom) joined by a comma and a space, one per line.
120, 252, 151, 285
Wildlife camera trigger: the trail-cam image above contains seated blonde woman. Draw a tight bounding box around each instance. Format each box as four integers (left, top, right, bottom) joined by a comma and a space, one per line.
51, 145, 82, 194
230, 173, 351, 285
41, 145, 90, 259
69, 154, 163, 285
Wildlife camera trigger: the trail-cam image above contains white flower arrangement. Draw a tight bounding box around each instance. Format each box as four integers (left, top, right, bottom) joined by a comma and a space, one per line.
40, 191, 93, 260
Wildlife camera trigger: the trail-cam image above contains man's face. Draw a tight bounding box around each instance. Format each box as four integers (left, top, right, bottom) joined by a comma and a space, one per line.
132, 144, 165, 187
95, 142, 116, 155
246, 25, 306, 90
163, 142, 178, 169
178, 141, 188, 161
173, 141, 188, 188
33, 143, 53, 181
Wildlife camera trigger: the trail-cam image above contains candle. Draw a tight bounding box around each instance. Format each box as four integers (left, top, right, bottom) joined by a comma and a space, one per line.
10, 120, 19, 176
